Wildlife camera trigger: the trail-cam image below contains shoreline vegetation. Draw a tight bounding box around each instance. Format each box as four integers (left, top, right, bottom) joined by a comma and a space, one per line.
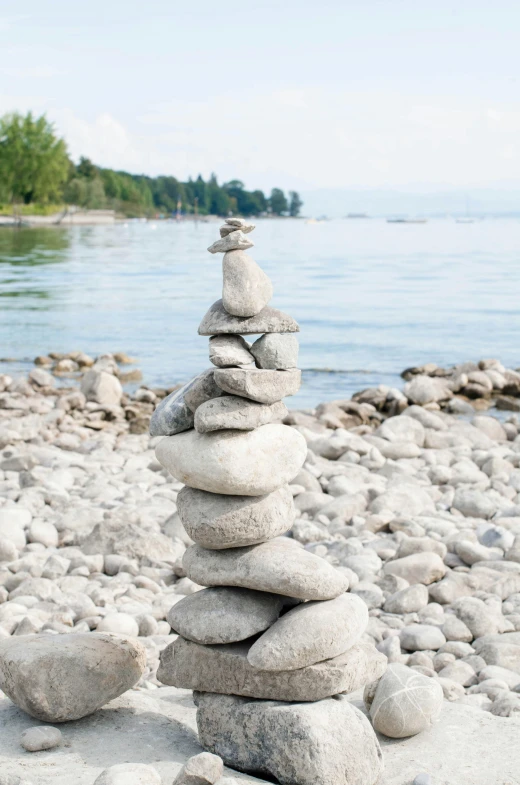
0, 112, 303, 222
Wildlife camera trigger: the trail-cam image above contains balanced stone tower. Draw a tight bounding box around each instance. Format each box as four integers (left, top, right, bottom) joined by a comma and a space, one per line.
152, 220, 386, 785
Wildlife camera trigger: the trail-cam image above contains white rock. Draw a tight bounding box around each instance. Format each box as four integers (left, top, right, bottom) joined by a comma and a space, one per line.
207, 230, 253, 254
208, 335, 254, 368
214, 368, 301, 404
96, 613, 140, 637
250, 334, 299, 370
198, 300, 299, 336
80, 370, 122, 407
222, 250, 273, 317
383, 552, 447, 585
172, 752, 223, 785
20, 726, 62, 752
94, 763, 161, 785
155, 424, 307, 496
194, 396, 287, 433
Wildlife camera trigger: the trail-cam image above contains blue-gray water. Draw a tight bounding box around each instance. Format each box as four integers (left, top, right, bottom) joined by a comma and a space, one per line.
1, 218, 519, 409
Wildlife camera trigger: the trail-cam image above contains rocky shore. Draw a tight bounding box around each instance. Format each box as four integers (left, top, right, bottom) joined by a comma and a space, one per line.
1, 352, 520, 783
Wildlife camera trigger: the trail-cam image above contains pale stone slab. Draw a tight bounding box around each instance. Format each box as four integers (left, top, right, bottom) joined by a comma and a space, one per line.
214, 368, 301, 404
167, 587, 285, 644
195, 692, 383, 785
208, 335, 254, 368
250, 334, 299, 370
183, 538, 350, 600
173, 752, 224, 785
222, 251, 273, 317
247, 593, 368, 671
194, 397, 287, 433
155, 424, 307, 496
365, 663, 443, 738
158, 637, 387, 702
94, 763, 161, 784
177, 485, 295, 549
224, 217, 256, 230
208, 231, 253, 254
0, 634, 145, 722
198, 300, 299, 336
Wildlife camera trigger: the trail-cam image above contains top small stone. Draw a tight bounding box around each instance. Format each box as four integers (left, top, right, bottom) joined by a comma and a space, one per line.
220, 219, 255, 237
208, 230, 253, 254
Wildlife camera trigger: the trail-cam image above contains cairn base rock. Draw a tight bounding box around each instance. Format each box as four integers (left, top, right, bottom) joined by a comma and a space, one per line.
158, 637, 387, 702
194, 691, 383, 785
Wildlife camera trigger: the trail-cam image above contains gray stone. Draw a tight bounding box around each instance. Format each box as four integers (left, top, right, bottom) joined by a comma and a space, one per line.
194, 396, 287, 433
94, 764, 161, 785
250, 334, 299, 370
383, 552, 447, 585
20, 726, 62, 752
177, 485, 295, 549
173, 752, 223, 785
208, 335, 254, 368
222, 251, 273, 317
184, 369, 226, 413
195, 692, 383, 785
149, 381, 195, 437
225, 217, 255, 229
80, 370, 122, 407
155, 424, 307, 495
208, 230, 253, 254
158, 636, 387, 702
400, 625, 447, 651
198, 300, 299, 336
452, 488, 497, 519
183, 538, 349, 600
0, 634, 145, 722
366, 663, 443, 738
384, 584, 429, 614
167, 587, 284, 644
221, 221, 255, 236
214, 368, 301, 404
247, 592, 368, 671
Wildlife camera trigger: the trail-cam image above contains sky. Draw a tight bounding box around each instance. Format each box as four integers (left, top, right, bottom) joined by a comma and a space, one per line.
1, 1, 520, 194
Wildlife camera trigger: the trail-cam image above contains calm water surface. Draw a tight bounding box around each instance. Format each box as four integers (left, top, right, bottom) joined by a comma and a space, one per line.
1, 218, 519, 408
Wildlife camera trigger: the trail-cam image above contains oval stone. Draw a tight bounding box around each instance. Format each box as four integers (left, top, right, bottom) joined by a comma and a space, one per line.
366, 662, 444, 738
183, 538, 349, 600
214, 368, 301, 404
168, 587, 285, 644
247, 593, 369, 671
177, 485, 295, 549
155, 424, 307, 496
195, 396, 287, 433
222, 250, 273, 317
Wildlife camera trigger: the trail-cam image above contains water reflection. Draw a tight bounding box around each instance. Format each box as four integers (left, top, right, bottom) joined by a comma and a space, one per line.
0, 227, 70, 266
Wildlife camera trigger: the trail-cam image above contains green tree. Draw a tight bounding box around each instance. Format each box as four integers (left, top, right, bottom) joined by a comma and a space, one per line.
269, 187, 288, 216
289, 191, 303, 217
76, 156, 98, 179
0, 112, 69, 204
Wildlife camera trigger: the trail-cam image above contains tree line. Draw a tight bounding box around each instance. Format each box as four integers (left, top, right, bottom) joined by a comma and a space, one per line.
0, 112, 303, 218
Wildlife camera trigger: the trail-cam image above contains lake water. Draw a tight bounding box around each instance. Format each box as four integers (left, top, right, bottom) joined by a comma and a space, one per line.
1, 218, 519, 409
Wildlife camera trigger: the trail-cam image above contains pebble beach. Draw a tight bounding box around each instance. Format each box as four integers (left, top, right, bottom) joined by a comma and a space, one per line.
0, 346, 520, 783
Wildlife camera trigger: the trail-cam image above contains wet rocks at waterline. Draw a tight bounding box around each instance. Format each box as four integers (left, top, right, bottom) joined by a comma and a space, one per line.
152, 218, 385, 784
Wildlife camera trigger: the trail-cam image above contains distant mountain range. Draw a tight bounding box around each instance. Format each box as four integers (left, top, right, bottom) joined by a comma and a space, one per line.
300, 188, 520, 219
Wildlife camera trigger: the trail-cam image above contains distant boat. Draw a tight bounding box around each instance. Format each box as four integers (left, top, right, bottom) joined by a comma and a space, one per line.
345, 213, 369, 219
387, 218, 428, 224
455, 217, 475, 224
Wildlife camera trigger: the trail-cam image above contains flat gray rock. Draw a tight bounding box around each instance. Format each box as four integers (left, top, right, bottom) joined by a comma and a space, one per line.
250, 334, 299, 370
176, 485, 295, 549
194, 397, 287, 433
149, 380, 195, 437
222, 251, 273, 317
0, 634, 145, 722
167, 587, 285, 644
214, 368, 301, 404
158, 637, 387, 702
195, 692, 383, 785
184, 369, 226, 413
209, 335, 254, 368
198, 300, 299, 336
247, 592, 369, 671
221, 218, 255, 233
183, 538, 350, 600
208, 231, 253, 254
155, 424, 307, 496
365, 663, 443, 738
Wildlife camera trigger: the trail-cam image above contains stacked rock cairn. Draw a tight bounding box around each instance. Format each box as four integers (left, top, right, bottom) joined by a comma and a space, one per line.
151, 219, 387, 785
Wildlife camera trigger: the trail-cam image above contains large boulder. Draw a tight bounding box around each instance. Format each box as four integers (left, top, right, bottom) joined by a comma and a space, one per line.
176, 485, 295, 549
155, 424, 307, 495
0, 634, 145, 722
195, 692, 383, 785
